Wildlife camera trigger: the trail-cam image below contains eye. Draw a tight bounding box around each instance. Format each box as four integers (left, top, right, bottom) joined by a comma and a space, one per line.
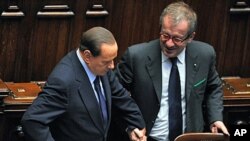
160, 33, 170, 40
173, 38, 183, 43
163, 34, 169, 38
102, 60, 112, 65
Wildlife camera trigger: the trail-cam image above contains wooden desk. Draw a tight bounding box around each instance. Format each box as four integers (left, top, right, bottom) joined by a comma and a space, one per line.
223, 77, 250, 106
0, 81, 43, 141
0, 79, 9, 103
222, 77, 250, 126
1, 78, 250, 141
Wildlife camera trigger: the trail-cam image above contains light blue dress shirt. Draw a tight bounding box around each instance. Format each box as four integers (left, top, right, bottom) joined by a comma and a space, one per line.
76, 49, 105, 103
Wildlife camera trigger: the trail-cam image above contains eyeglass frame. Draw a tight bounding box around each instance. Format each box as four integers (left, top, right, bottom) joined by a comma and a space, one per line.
159, 32, 191, 45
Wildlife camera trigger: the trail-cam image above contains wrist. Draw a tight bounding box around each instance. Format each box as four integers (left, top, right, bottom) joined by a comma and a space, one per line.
125, 127, 135, 134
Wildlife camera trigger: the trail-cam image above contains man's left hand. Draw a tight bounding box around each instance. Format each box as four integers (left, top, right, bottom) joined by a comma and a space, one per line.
128, 128, 147, 141
210, 121, 230, 136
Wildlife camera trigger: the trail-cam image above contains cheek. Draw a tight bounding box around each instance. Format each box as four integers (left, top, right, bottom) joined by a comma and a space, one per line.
176, 46, 185, 54
96, 66, 108, 76
160, 42, 166, 50
96, 63, 107, 72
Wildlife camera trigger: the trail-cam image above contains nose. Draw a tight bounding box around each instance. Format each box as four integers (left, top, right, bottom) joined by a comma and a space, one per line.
165, 38, 175, 47
108, 60, 114, 69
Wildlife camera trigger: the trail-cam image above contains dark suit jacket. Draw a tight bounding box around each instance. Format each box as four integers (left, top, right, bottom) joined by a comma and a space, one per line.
21, 50, 145, 141
113, 39, 223, 136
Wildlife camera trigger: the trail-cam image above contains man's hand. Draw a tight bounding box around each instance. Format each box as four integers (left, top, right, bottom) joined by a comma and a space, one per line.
128, 128, 147, 141
210, 121, 230, 136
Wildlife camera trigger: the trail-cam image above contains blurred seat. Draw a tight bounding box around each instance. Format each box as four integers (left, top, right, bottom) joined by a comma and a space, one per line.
174, 133, 229, 141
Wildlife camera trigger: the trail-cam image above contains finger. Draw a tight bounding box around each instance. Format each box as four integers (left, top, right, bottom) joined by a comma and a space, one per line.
130, 133, 138, 141
134, 128, 143, 138
221, 126, 230, 136
141, 136, 147, 141
211, 127, 218, 133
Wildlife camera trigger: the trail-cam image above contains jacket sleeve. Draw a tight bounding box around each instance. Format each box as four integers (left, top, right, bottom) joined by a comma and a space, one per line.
107, 70, 145, 130
204, 47, 224, 124
21, 77, 68, 141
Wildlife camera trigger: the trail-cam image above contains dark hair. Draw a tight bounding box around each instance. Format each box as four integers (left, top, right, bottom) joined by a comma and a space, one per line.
79, 27, 116, 56
160, 1, 197, 34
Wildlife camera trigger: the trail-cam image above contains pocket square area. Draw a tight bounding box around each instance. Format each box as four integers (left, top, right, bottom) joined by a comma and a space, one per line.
194, 78, 206, 87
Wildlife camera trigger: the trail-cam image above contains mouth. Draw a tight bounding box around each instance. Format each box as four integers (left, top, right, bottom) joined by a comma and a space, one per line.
165, 46, 177, 52
160, 43, 178, 55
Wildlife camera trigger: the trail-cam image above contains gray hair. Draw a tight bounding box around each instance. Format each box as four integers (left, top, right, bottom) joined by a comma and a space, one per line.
160, 1, 197, 34
79, 27, 116, 56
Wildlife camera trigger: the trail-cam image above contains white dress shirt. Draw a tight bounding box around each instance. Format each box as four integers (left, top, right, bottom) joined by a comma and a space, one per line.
149, 48, 186, 141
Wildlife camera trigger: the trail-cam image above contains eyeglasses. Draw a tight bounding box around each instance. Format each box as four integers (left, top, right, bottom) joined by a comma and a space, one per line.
160, 32, 190, 45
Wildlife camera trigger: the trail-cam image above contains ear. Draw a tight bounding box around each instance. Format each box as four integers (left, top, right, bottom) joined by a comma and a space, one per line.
187, 32, 196, 43
81, 50, 92, 64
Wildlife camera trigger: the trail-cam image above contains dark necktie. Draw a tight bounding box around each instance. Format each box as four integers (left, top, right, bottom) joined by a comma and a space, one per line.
168, 57, 182, 141
94, 76, 108, 128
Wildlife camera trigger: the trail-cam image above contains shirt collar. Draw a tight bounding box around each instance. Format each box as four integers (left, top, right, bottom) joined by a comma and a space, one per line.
161, 47, 186, 64
76, 49, 96, 83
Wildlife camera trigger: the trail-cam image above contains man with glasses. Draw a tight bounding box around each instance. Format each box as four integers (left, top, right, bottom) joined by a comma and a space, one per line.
109, 1, 229, 141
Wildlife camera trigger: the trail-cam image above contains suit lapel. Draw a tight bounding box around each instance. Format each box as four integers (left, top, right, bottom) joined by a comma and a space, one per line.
185, 44, 200, 102
71, 51, 105, 133
146, 44, 162, 102
78, 80, 105, 132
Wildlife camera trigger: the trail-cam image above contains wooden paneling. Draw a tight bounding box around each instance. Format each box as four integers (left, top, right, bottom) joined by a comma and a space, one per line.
0, 0, 250, 82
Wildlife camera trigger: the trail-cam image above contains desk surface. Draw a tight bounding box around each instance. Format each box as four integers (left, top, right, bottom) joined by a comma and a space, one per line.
3, 82, 41, 105
1, 78, 250, 107
222, 77, 250, 106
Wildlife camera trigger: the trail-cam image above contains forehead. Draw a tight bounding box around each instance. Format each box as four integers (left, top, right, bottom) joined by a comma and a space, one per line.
99, 43, 118, 60
162, 16, 189, 34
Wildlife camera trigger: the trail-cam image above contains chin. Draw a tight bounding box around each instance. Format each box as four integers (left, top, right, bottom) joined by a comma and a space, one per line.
99, 72, 107, 76
163, 50, 173, 57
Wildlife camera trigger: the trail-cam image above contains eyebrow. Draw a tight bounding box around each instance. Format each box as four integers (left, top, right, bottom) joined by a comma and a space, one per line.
161, 31, 187, 39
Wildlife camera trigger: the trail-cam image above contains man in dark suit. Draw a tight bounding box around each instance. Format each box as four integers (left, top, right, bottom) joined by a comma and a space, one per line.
110, 1, 229, 141
21, 27, 146, 141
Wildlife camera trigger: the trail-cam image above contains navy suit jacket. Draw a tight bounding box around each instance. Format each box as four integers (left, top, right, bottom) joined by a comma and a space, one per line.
21, 50, 145, 141
114, 39, 223, 135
